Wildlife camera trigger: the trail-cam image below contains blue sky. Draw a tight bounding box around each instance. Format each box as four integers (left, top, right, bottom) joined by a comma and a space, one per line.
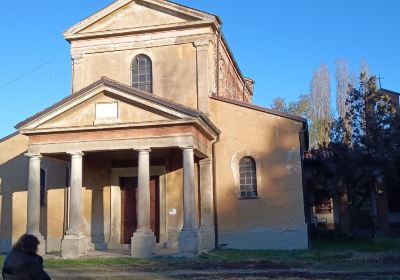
1, 0, 399, 139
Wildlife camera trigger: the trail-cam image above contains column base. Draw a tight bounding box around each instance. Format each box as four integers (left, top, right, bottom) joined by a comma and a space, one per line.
179, 229, 200, 256
61, 234, 87, 259
131, 230, 156, 258
31, 233, 46, 256
199, 226, 215, 251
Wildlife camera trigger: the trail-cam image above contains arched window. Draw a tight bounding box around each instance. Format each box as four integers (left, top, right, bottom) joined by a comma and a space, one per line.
239, 157, 257, 198
131, 54, 152, 93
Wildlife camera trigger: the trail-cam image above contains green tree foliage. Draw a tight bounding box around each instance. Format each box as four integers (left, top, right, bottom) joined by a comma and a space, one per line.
305, 73, 400, 236
271, 95, 310, 119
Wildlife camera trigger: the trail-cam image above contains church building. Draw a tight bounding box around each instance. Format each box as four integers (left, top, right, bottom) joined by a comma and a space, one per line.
0, 0, 309, 259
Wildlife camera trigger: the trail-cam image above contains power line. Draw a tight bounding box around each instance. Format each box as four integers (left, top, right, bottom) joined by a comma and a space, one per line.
0, 60, 53, 90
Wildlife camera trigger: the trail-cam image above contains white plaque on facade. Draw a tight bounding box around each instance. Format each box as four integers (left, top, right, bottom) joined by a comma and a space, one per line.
95, 102, 118, 119
168, 208, 177, 215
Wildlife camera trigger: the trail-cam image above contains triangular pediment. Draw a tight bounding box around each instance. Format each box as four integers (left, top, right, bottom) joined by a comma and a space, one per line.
16, 77, 204, 131
64, 0, 219, 40
37, 92, 180, 130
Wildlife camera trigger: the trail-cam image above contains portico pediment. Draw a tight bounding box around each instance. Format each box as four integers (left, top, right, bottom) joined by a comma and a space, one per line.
36, 92, 180, 130
15, 77, 219, 138
64, 0, 220, 41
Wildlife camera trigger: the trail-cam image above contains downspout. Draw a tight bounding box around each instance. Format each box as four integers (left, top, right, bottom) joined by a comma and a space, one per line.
299, 122, 310, 249
212, 24, 222, 249
212, 134, 221, 249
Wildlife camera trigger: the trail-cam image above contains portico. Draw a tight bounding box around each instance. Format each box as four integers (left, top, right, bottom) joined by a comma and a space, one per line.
17, 78, 219, 258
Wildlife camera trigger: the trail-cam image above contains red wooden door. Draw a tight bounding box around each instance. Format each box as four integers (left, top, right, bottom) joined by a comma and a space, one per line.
121, 177, 138, 244
121, 176, 160, 244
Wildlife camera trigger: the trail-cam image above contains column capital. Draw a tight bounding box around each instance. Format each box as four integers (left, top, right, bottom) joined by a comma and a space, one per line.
25, 153, 42, 159
180, 146, 196, 151
136, 148, 151, 153
71, 52, 84, 62
193, 40, 210, 51
199, 157, 212, 165
68, 151, 84, 157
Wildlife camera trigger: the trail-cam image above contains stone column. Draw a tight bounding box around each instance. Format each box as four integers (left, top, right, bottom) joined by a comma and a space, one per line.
131, 149, 156, 258
25, 153, 45, 255
179, 147, 200, 256
61, 152, 87, 259
199, 157, 215, 251
194, 41, 210, 114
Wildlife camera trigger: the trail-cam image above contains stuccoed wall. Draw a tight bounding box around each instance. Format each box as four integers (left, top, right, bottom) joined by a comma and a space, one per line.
0, 134, 29, 252
210, 99, 308, 250
0, 134, 68, 253
73, 43, 199, 110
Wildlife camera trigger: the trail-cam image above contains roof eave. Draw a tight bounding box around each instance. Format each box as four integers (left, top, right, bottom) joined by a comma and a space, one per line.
210, 94, 307, 124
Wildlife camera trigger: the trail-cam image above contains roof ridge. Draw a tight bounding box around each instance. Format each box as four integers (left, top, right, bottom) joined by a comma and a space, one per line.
210, 94, 307, 124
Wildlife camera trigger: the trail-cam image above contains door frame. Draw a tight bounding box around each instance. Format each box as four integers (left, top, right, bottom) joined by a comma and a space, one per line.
110, 166, 167, 247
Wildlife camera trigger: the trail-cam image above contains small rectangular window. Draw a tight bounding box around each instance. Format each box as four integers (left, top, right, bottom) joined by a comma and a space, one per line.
96, 102, 118, 120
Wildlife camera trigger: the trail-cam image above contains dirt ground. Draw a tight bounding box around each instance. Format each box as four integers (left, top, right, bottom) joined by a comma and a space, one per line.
45, 261, 400, 280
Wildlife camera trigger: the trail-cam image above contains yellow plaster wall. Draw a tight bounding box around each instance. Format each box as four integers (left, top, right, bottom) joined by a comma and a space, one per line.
82, 156, 112, 246
0, 134, 70, 252
165, 168, 183, 243
47, 189, 65, 238
0, 134, 29, 252
77, 43, 198, 109
12, 191, 27, 244
209, 99, 307, 249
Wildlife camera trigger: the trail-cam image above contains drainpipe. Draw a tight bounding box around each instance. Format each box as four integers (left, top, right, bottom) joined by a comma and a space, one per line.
211, 24, 222, 249
299, 123, 310, 249
212, 134, 221, 249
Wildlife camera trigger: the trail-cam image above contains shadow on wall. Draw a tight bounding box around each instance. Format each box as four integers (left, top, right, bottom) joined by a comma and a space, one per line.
0, 152, 69, 253
84, 154, 110, 251
90, 187, 106, 250
0, 153, 29, 253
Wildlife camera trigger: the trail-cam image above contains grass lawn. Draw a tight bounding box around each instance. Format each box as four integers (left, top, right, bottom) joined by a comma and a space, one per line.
0, 237, 399, 269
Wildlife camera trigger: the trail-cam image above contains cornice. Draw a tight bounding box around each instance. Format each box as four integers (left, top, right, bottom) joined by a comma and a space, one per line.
65, 19, 218, 42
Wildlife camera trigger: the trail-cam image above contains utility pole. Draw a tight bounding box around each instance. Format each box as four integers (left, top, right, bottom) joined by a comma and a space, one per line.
377, 74, 384, 89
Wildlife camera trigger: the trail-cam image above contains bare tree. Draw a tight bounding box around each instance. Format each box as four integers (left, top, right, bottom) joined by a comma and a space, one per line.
271, 97, 288, 113
309, 64, 332, 146
360, 58, 370, 78
335, 59, 350, 120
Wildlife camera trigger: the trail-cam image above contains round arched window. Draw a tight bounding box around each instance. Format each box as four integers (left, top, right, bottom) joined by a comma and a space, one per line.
131, 54, 152, 93
239, 156, 257, 198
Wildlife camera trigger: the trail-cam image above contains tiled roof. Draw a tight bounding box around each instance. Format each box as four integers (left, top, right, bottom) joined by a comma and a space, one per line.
210, 94, 307, 124
380, 88, 400, 96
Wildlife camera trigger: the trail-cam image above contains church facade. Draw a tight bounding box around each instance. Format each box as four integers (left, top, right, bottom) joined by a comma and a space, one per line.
0, 0, 309, 259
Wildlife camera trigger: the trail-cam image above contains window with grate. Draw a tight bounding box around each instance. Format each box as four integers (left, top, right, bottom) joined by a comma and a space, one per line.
314, 199, 333, 214
239, 157, 258, 198
132, 54, 152, 93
